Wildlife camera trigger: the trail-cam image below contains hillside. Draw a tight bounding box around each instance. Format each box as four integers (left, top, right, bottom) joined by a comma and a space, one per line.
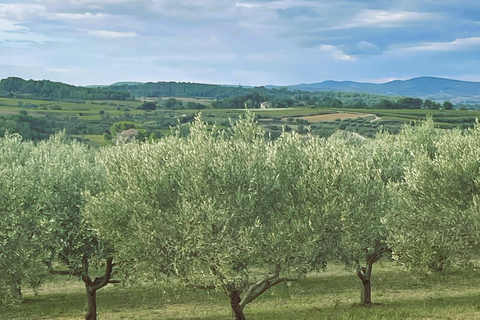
283, 77, 480, 103
2, 76, 476, 104
0, 77, 131, 101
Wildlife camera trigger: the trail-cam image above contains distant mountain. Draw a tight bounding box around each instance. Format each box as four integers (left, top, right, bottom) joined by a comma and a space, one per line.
281, 77, 480, 103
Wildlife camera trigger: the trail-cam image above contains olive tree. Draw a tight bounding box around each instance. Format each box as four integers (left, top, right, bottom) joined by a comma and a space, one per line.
388, 126, 480, 275
85, 113, 317, 320
31, 133, 114, 320
0, 134, 49, 304
323, 119, 442, 303
302, 132, 390, 305
0, 132, 113, 319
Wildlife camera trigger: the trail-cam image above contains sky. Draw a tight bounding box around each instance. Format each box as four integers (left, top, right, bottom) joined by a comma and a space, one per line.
1, 0, 480, 86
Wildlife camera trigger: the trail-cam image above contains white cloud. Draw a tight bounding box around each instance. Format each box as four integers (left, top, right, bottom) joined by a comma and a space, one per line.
320, 44, 355, 61
356, 10, 429, 25
33, 0, 131, 4
89, 30, 137, 38
387, 37, 480, 56
70, 0, 132, 3
0, 4, 46, 20
53, 12, 107, 20
335, 9, 437, 29
409, 37, 480, 51
1, 0, 479, 86
235, 0, 326, 10
235, 2, 258, 9
333, 51, 355, 61
0, 18, 28, 32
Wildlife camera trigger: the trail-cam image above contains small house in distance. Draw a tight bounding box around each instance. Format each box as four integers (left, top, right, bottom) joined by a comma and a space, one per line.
260, 101, 271, 109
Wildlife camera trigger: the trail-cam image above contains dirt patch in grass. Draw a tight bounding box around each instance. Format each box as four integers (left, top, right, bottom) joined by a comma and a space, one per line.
300, 112, 374, 122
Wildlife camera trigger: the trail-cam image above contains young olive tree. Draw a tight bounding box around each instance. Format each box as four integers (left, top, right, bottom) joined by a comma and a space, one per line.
30, 133, 114, 320
86, 113, 316, 320
0, 132, 113, 319
388, 127, 480, 275
324, 120, 441, 304
299, 132, 390, 305
0, 134, 49, 304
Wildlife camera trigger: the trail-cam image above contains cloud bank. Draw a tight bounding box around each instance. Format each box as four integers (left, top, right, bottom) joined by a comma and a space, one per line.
0, 0, 479, 85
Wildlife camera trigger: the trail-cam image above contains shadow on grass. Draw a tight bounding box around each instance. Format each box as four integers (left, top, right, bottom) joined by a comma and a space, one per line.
6, 264, 480, 319
245, 291, 480, 320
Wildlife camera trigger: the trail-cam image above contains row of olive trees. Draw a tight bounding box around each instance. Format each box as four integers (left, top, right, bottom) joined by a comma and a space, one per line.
82, 113, 446, 319
2, 115, 480, 319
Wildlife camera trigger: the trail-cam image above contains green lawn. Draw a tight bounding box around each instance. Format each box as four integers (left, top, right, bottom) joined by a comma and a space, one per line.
5, 261, 480, 319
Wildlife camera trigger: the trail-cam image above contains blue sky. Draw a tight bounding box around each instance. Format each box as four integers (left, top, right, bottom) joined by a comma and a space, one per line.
1, 0, 480, 86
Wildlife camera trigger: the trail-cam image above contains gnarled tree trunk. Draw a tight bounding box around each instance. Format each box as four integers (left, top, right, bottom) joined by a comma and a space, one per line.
212, 264, 298, 320
84, 288, 98, 320
229, 288, 246, 320
359, 265, 372, 305
82, 257, 116, 320
355, 250, 385, 305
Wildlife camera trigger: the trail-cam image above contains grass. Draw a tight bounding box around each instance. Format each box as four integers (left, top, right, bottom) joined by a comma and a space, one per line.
5, 261, 480, 319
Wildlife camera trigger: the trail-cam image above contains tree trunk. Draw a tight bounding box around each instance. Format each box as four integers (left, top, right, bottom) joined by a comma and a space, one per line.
84, 287, 97, 320
10, 276, 22, 300
229, 289, 246, 320
356, 251, 383, 305
81, 256, 116, 320
360, 276, 372, 305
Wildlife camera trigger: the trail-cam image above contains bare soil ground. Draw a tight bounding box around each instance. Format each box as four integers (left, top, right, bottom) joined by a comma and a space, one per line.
298, 112, 374, 122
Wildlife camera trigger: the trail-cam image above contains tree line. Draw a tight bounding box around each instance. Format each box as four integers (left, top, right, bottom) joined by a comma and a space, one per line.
0, 77, 131, 101
0, 77, 456, 111
1, 114, 478, 319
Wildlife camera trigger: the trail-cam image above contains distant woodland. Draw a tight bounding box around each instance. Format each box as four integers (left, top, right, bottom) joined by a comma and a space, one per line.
0, 77, 131, 101
0, 77, 456, 110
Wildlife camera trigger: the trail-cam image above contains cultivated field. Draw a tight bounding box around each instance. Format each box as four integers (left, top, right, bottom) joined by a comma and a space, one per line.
1, 96, 480, 146
297, 112, 375, 122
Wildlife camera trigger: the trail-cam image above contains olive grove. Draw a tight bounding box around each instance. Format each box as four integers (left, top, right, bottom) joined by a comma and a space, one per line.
3, 114, 480, 319
85, 113, 328, 320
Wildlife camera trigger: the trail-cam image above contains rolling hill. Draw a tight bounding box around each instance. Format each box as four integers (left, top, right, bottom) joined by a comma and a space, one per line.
281, 77, 480, 103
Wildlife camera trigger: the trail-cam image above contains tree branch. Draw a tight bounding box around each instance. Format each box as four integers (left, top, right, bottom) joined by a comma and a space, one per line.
90, 257, 114, 292
239, 267, 298, 308
355, 258, 368, 281
209, 264, 233, 296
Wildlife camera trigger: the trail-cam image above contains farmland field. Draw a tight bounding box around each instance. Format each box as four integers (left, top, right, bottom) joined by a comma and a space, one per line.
2, 96, 480, 146
298, 112, 375, 122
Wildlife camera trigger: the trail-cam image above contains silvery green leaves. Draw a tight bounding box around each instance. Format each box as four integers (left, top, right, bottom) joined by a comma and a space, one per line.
387, 126, 480, 276
0, 132, 104, 305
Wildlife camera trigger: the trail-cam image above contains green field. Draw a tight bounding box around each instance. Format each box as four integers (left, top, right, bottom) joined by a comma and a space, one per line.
5, 261, 480, 320
1, 97, 479, 146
